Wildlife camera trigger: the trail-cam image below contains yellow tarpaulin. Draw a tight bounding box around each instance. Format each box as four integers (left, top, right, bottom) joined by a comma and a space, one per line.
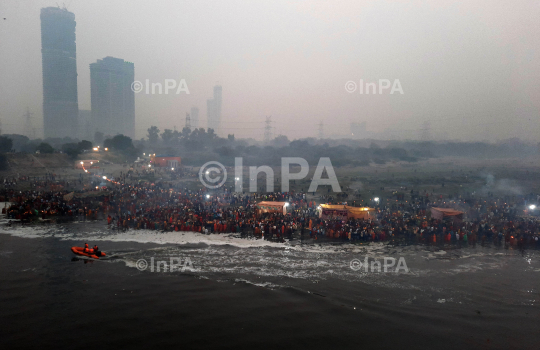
256, 201, 287, 214
319, 204, 375, 220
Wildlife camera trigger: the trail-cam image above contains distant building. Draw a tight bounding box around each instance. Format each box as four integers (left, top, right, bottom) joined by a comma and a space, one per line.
90, 57, 135, 138
190, 107, 199, 129
150, 155, 181, 168
40, 7, 79, 139
207, 85, 222, 134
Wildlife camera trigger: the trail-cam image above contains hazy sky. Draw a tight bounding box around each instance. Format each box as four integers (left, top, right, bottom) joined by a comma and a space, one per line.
1, 0, 539, 141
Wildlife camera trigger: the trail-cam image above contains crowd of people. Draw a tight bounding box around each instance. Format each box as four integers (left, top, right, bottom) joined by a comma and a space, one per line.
1, 167, 540, 250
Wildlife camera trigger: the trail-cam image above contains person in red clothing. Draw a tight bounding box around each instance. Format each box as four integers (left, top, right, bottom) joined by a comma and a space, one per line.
93, 245, 102, 257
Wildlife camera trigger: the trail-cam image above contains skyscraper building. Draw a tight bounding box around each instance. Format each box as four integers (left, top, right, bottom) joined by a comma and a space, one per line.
90, 57, 135, 138
207, 85, 222, 133
190, 107, 199, 129
40, 7, 79, 138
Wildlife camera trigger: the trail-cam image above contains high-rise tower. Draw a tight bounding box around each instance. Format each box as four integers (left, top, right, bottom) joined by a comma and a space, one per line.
207, 85, 222, 133
190, 107, 199, 129
90, 57, 135, 138
40, 7, 79, 138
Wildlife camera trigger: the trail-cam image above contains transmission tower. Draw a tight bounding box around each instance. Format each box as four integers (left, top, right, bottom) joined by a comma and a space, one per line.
185, 113, 191, 130
264, 116, 272, 142
23, 107, 35, 138
318, 121, 324, 139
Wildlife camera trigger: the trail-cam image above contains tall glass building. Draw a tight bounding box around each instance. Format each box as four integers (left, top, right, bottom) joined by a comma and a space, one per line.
40, 7, 79, 138
207, 85, 222, 134
90, 57, 135, 138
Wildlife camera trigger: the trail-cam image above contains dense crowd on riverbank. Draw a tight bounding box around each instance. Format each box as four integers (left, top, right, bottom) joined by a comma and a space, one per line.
1, 173, 540, 249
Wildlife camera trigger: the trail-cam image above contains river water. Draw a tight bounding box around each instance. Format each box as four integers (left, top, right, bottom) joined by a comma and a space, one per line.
1, 222, 539, 349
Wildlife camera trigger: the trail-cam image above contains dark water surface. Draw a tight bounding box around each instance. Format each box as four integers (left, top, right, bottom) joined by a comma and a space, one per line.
1, 225, 539, 349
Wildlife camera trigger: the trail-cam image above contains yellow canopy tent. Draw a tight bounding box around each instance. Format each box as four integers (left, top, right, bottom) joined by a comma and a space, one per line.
430, 207, 463, 223
318, 204, 375, 220
256, 201, 288, 215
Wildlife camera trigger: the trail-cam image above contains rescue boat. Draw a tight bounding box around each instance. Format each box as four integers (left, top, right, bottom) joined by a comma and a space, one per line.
71, 246, 106, 259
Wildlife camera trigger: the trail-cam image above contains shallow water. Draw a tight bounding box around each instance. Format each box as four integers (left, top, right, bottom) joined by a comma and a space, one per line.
1, 223, 539, 349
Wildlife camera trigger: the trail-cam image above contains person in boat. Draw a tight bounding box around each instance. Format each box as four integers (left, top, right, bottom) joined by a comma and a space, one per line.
83, 243, 90, 253
93, 245, 102, 257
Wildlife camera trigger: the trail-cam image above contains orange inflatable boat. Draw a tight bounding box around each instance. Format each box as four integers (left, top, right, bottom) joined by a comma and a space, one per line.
71, 246, 106, 259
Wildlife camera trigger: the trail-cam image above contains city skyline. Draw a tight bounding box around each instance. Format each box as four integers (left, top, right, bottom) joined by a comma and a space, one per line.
0, 1, 539, 142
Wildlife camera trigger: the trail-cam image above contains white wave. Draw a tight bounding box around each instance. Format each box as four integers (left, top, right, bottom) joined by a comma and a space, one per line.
0, 225, 397, 255
0, 225, 287, 249
234, 278, 282, 288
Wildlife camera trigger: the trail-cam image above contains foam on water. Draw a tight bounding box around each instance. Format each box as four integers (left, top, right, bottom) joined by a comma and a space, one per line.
2, 223, 539, 300
0, 224, 397, 256
0, 225, 287, 248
